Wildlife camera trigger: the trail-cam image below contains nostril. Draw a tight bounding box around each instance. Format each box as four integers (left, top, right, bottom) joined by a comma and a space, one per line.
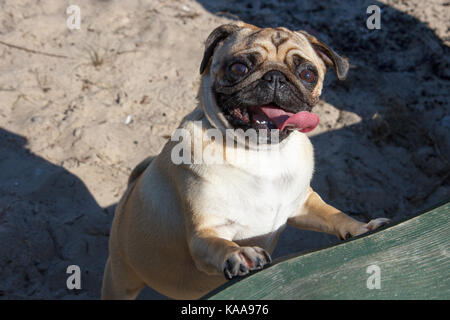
263, 70, 286, 84
263, 71, 273, 82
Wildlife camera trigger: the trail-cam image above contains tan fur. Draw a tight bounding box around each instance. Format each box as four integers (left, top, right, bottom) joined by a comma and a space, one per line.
101, 23, 389, 300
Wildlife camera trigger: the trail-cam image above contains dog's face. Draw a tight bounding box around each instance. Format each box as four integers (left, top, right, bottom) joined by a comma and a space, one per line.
199, 22, 349, 142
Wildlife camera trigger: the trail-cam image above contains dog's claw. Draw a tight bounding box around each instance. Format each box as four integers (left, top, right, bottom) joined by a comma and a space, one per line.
223, 268, 233, 280
365, 218, 392, 230
261, 250, 272, 264
239, 263, 248, 273
223, 260, 233, 279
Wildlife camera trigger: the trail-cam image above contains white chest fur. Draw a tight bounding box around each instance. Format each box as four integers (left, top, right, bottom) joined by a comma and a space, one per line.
195, 131, 314, 243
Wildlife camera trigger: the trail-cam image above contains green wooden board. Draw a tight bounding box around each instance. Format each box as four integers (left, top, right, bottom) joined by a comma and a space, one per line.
206, 201, 450, 300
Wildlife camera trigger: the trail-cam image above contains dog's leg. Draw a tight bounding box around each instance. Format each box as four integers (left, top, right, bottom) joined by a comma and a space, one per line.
188, 228, 272, 280
101, 255, 146, 300
288, 188, 390, 240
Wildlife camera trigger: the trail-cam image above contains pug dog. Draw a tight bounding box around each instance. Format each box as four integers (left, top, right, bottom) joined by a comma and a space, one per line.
101, 22, 390, 300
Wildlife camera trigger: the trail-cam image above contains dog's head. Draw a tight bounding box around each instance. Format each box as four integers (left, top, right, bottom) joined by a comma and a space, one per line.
199, 22, 349, 142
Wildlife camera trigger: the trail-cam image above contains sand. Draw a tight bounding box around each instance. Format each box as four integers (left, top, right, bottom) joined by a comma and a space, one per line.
0, 0, 448, 299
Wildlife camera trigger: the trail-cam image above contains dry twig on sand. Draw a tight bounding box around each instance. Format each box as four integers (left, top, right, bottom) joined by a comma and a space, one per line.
0, 40, 70, 59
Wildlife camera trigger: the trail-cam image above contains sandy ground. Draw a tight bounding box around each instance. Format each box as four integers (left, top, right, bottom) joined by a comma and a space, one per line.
0, 0, 448, 299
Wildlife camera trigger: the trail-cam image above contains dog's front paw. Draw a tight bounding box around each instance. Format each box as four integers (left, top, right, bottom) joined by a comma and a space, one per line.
339, 218, 391, 240
222, 247, 272, 280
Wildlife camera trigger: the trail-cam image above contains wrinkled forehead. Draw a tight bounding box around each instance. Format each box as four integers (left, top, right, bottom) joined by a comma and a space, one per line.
215, 26, 320, 65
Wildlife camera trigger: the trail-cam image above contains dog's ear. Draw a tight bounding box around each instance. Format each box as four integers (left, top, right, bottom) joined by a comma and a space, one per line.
200, 24, 241, 74
298, 31, 349, 80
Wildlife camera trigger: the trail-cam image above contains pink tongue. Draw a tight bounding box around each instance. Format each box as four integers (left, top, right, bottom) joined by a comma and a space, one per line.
259, 106, 319, 133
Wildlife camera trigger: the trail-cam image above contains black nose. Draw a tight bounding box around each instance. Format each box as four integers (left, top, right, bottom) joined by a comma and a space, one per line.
263, 70, 287, 86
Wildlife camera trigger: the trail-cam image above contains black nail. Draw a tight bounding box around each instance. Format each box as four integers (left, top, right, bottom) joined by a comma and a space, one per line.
345, 232, 352, 240
263, 251, 272, 264
223, 268, 232, 280
255, 257, 263, 269
223, 259, 233, 279
239, 263, 248, 274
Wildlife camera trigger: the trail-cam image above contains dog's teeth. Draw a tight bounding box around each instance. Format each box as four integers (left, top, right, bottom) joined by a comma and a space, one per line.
256, 120, 267, 125
284, 124, 297, 130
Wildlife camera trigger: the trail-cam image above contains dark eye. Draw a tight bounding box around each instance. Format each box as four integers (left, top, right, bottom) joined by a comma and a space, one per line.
230, 63, 248, 77
299, 69, 316, 83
